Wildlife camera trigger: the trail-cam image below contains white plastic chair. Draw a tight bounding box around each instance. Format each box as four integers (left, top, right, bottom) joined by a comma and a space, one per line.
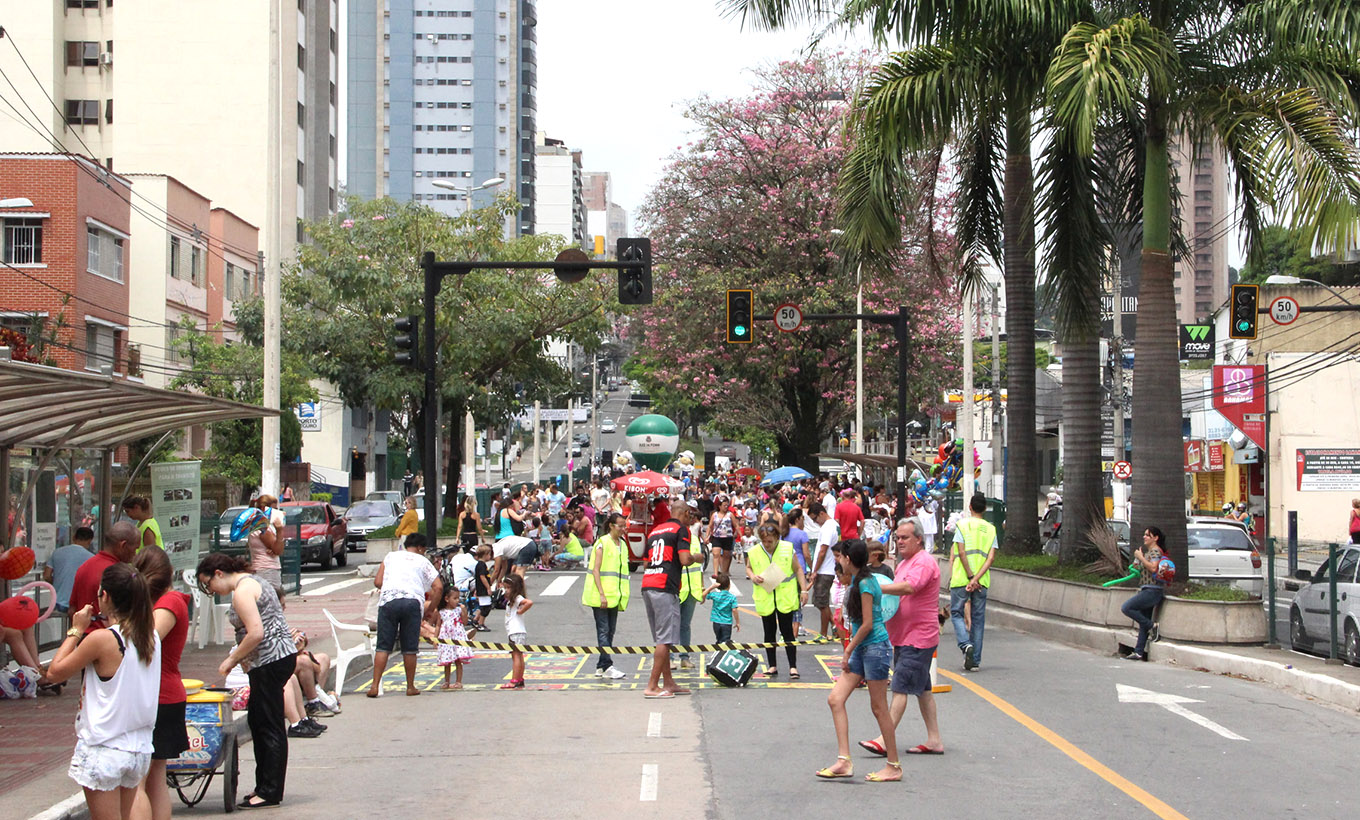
324, 607, 375, 694
182, 569, 231, 649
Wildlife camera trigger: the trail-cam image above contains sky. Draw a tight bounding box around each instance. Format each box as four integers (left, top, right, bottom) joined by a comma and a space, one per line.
534, 1, 876, 226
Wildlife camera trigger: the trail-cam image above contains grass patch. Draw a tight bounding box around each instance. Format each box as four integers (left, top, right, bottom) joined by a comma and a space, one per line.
367, 516, 461, 540
992, 553, 1114, 586
1177, 583, 1252, 602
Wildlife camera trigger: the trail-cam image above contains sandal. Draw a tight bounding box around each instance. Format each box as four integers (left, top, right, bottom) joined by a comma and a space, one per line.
237, 793, 282, 809
864, 761, 902, 782
815, 756, 853, 779
858, 739, 887, 756
498, 679, 525, 690
789, 669, 800, 680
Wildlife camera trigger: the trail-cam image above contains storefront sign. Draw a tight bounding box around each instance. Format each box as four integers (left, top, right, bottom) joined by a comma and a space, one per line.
1296, 449, 1360, 492
151, 461, 202, 576
1179, 323, 1215, 361
1207, 441, 1225, 471
295, 402, 321, 431
1184, 440, 1205, 473
1212, 365, 1266, 449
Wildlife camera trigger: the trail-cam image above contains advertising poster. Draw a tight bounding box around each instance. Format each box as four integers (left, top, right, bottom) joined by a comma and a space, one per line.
151, 461, 202, 575
1212, 364, 1266, 449
1296, 449, 1360, 492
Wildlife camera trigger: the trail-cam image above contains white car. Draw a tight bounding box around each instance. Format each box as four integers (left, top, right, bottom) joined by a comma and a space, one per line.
1184, 522, 1262, 595
600, 418, 617, 434
1290, 545, 1360, 663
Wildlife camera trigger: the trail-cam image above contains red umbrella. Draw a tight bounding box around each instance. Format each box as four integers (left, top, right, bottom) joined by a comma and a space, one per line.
611, 470, 673, 494
734, 467, 762, 478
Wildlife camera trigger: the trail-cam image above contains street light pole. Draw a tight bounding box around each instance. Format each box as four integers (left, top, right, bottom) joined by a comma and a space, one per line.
432, 176, 505, 214
1263, 274, 1355, 305
856, 263, 864, 455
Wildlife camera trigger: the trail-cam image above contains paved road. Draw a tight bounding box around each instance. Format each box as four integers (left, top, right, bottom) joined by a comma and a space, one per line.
230, 570, 1360, 819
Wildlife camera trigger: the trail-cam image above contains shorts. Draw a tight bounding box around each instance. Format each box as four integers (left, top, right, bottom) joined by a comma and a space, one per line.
711, 536, 734, 554
375, 597, 423, 654
508, 632, 528, 645
514, 543, 541, 566
642, 588, 681, 645
810, 574, 834, 609
845, 640, 891, 681
890, 644, 937, 696
151, 701, 190, 760
69, 739, 151, 791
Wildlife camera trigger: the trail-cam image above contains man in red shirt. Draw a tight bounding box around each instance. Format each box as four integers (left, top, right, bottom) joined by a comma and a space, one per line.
641, 499, 696, 699
834, 488, 865, 540
68, 521, 139, 632
860, 517, 945, 756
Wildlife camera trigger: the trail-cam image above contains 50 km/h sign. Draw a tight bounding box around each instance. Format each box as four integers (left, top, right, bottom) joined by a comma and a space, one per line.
774, 304, 803, 332
1269, 296, 1300, 326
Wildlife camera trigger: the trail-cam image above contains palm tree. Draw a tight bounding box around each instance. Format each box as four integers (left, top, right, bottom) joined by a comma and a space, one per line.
1046, 1, 1360, 575
726, 0, 1101, 553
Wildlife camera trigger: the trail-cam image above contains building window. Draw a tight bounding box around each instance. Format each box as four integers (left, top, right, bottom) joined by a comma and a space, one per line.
87, 226, 101, 273
297, 44, 306, 70
165, 324, 187, 364
224, 262, 235, 299
113, 238, 123, 281
297, 160, 305, 185
297, 102, 305, 127
66, 0, 99, 8
105, 98, 113, 123
2, 218, 43, 264
85, 323, 115, 371
169, 236, 181, 279
190, 246, 201, 286
64, 99, 99, 125
66, 41, 99, 67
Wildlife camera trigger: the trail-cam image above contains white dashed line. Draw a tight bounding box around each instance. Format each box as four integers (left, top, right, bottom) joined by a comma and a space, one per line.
647, 711, 662, 738
540, 575, 579, 596
639, 764, 659, 801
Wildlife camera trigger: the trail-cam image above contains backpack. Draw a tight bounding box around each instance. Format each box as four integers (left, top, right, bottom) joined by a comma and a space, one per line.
1156, 557, 1176, 585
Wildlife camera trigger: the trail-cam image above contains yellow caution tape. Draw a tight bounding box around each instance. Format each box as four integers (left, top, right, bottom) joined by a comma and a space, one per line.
421, 636, 836, 654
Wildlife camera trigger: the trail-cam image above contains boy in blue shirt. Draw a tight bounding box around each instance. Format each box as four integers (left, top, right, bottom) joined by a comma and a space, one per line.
703, 571, 740, 642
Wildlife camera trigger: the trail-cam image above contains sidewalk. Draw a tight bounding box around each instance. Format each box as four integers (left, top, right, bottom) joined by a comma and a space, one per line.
5, 578, 374, 820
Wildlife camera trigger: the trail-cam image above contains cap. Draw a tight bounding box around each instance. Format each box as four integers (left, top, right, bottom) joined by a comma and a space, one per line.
686, 499, 699, 509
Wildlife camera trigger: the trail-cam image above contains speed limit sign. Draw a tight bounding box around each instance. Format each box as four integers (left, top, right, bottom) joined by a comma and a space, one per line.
774, 303, 803, 332
1269, 296, 1300, 326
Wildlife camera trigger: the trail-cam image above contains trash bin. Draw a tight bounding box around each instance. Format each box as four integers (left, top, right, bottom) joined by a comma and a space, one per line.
985, 497, 1006, 546
474, 487, 495, 521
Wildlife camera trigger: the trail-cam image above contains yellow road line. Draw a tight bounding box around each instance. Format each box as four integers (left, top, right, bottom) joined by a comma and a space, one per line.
940, 670, 1189, 820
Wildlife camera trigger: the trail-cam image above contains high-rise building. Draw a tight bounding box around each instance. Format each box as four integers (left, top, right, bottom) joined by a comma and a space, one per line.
582, 171, 628, 254
533, 133, 584, 247
1172, 137, 1233, 325
0, 0, 337, 259
347, 0, 537, 233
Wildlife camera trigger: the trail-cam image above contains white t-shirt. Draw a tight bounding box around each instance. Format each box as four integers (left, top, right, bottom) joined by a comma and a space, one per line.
822, 492, 837, 512
493, 538, 529, 561
590, 487, 610, 512
450, 552, 478, 589
815, 518, 840, 575
505, 594, 527, 635
378, 549, 437, 605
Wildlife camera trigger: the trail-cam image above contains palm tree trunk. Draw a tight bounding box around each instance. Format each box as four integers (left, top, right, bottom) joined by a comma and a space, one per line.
1058, 317, 1104, 563
1003, 114, 1041, 553
1131, 119, 1189, 578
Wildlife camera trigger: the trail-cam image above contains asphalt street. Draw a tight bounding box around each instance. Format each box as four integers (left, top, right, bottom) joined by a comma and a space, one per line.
232, 569, 1359, 820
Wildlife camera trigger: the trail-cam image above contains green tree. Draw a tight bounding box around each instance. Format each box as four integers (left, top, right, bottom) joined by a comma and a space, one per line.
1237, 224, 1343, 285
1047, 1, 1360, 575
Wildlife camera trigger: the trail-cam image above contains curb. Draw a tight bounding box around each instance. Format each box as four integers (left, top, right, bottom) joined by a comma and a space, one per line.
984, 601, 1360, 712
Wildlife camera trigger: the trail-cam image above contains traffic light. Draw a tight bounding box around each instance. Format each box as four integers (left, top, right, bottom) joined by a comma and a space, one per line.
617, 237, 652, 304
1229, 284, 1259, 340
727, 289, 753, 343
393, 314, 419, 369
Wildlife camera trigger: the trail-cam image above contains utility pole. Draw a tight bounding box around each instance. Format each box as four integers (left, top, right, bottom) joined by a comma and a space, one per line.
260, 0, 282, 495
962, 287, 975, 500
532, 400, 541, 485
463, 410, 475, 500
1111, 251, 1127, 520
991, 283, 1003, 499
855, 261, 864, 455
591, 357, 600, 479
566, 345, 574, 487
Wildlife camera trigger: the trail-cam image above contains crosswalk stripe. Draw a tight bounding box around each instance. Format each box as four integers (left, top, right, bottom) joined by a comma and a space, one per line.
728, 581, 742, 597
540, 575, 578, 597
304, 577, 367, 597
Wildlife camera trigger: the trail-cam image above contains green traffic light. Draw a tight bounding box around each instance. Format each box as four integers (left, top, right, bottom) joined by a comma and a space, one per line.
734, 325, 747, 337
1236, 320, 1251, 332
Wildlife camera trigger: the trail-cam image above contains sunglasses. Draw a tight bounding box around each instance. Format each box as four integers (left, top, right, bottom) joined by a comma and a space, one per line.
196, 575, 214, 595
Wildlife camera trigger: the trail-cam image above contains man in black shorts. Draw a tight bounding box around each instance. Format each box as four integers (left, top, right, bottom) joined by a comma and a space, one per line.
641, 499, 696, 699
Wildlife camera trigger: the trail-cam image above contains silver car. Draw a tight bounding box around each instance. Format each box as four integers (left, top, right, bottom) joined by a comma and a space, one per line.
1290, 545, 1360, 664
343, 500, 402, 551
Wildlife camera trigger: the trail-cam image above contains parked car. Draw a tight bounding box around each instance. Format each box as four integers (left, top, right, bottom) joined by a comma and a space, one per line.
573, 432, 591, 445
600, 418, 617, 434
366, 490, 404, 505
1290, 546, 1360, 663
279, 501, 348, 569
343, 500, 401, 552
570, 441, 583, 457
217, 506, 250, 547
1184, 522, 1262, 594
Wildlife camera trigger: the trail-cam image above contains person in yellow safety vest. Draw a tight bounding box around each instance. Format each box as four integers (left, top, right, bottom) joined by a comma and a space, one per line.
121, 496, 163, 552
582, 513, 631, 680
675, 502, 708, 670
748, 521, 810, 678
949, 493, 997, 672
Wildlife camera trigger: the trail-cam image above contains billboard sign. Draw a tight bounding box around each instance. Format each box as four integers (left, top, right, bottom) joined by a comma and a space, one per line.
1212, 365, 1266, 450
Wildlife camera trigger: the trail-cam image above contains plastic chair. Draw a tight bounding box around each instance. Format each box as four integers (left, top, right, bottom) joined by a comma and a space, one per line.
323, 607, 375, 694
182, 569, 231, 649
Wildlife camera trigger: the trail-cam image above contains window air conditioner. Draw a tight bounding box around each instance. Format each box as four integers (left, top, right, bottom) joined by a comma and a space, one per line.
99, 52, 113, 67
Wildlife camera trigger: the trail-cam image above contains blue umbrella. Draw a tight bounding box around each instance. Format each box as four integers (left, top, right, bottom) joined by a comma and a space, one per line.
760, 466, 813, 488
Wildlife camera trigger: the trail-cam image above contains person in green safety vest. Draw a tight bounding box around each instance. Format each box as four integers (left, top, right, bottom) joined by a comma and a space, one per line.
121, 496, 163, 552
949, 493, 997, 672
582, 513, 631, 680
674, 500, 708, 670
748, 521, 809, 678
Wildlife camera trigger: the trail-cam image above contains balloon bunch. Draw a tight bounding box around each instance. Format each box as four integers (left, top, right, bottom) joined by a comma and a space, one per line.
926, 439, 982, 495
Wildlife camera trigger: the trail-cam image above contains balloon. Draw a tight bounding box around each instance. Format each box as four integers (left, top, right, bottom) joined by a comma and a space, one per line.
230, 507, 270, 542
0, 581, 57, 629
624, 415, 680, 471
0, 546, 35, 580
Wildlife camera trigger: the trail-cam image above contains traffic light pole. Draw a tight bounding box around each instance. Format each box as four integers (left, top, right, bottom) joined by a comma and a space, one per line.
755, 306, 912, 515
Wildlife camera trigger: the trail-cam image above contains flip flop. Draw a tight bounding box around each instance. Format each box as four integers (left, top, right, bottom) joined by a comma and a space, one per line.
643, 691, 675, 699
905, 744, 944, 755
789, 670, 800, 680
668, 688, 692, 696
858, 739, 887, 756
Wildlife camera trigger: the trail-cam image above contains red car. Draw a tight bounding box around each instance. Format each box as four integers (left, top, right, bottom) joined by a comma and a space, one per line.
279, 501, 348, 569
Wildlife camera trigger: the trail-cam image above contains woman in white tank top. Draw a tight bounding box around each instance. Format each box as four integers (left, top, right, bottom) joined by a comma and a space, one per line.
46, 560, 161, 820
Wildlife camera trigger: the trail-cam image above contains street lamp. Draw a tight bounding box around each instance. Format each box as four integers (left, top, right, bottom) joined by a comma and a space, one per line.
1263, 274, 1354, 305
829, 229, 863, 455
432, 176, 505, 214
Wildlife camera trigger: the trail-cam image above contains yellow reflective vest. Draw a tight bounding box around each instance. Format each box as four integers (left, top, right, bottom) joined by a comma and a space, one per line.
138, 518, 163, 552
581, 534, 630, 610
680, 530, 705, 603
748, 539, 798, 615
950, 516, 997, 588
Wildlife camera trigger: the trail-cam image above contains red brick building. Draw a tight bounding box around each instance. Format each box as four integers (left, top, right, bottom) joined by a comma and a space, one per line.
0, 154, 132, 374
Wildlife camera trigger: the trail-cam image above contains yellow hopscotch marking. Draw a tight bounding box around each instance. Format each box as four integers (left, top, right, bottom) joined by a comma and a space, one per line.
940, 670, 1189, 820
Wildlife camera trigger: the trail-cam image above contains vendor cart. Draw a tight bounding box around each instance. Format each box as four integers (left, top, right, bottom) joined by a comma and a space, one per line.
165, 686, 239, 813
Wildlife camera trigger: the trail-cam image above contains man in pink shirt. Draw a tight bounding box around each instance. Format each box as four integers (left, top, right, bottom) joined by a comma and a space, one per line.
858, 517, 945, 756
833, 488, 864, 540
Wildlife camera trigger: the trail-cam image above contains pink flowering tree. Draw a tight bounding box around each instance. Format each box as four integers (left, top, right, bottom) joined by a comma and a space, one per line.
631, 54, 960, 469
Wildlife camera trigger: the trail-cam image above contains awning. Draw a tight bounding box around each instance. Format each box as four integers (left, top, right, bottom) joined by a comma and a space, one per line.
0, 359, 278, 449
816, 452, 938, 474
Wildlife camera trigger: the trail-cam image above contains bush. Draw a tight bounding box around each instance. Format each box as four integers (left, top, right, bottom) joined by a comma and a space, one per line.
312, 492, 333, 503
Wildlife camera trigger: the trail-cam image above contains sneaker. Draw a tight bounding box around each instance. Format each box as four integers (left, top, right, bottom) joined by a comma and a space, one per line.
594, 668, 605, 678
606, 667, 627, 680
305, 717, 328, 732
1149, 624, 1161, 643
1126, 651, 1146, 661
305, 700, 335, 718
962, 644, 976, 671
679, 658, 694, 670
321, 690, 342, 714
288, 721, 323, 738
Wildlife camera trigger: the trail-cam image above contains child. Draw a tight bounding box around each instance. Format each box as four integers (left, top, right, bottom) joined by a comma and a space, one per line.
435, 585, 475, 690
703, 572, 740, 642
500, 573, 533, 690
829, 546, 851, 646
472, 545, 493, 631
867, 543, 893, 579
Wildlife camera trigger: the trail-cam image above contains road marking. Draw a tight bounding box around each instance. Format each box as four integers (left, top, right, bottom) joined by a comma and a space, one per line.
304, 577, 368, 597
728, 581, 742, 597
647, 711, 663, 737
941, 670, 1190, 820
540, 575, 578, 596
639, 764, 659, 801
1116, 684, 1248, 741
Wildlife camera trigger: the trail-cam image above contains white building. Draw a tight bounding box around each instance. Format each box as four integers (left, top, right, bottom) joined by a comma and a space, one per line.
533, 132, 585, 247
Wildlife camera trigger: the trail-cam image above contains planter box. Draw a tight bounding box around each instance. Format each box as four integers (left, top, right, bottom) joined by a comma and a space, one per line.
365, 537, 398, 564
933, 555, 1267, 644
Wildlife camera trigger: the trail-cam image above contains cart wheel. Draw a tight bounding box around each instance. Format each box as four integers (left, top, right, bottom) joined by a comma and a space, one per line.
223, 736, 239, 813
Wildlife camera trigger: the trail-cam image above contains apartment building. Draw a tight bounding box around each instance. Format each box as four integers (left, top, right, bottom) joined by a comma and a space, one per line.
582, 171, 629, 254
348, 0, 537, 233
1171, 138, 1234, 325
533, 133, 585, 247
0, 154, 131, 375
0, 0, 337, 258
